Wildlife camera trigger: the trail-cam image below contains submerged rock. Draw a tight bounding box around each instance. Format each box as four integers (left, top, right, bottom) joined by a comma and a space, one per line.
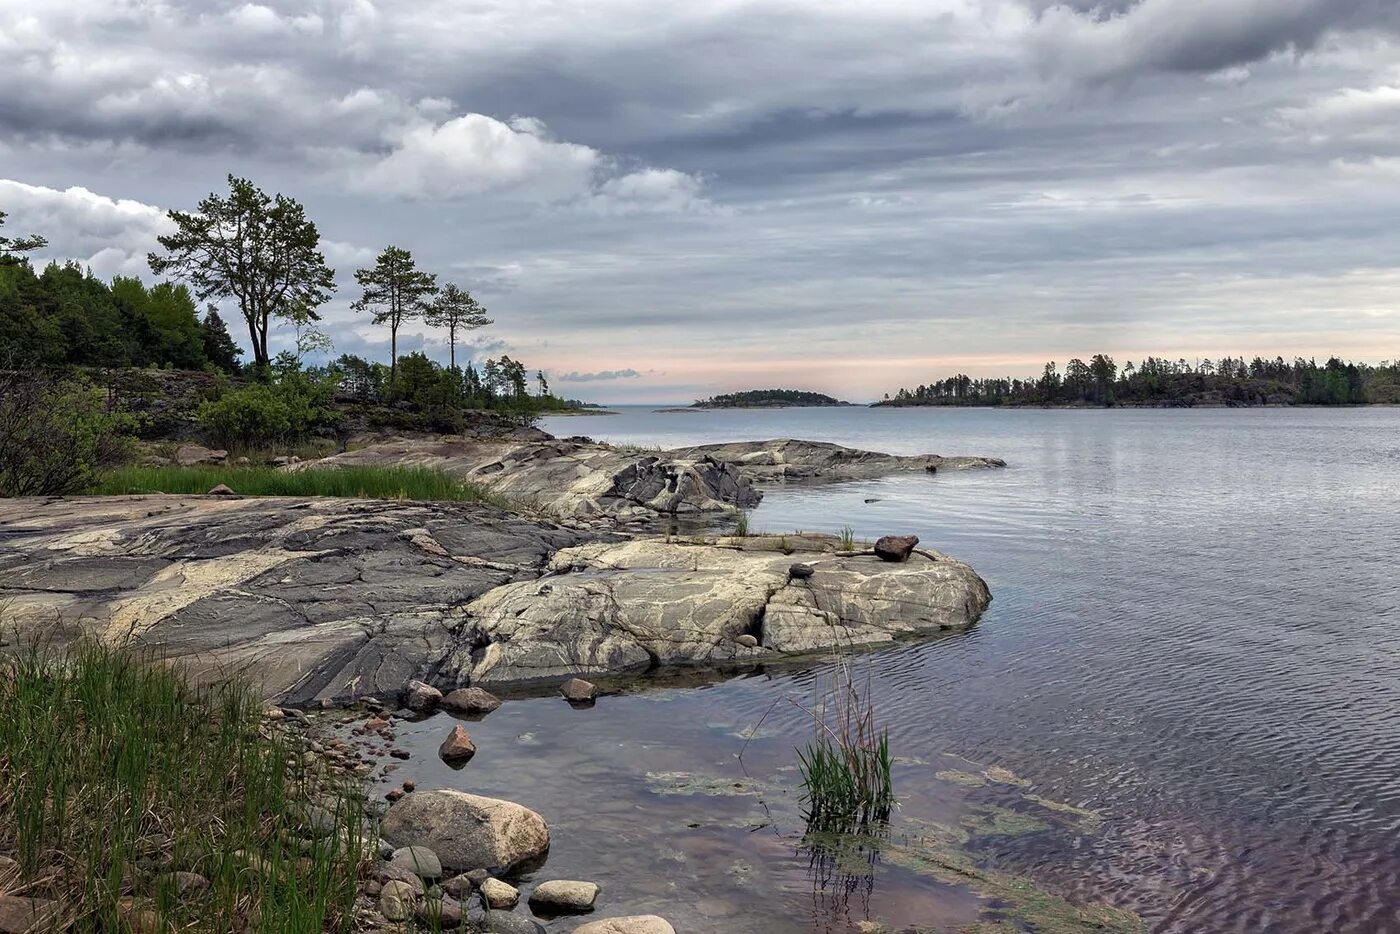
574, 918, 676, 934
380, 790, 550, 875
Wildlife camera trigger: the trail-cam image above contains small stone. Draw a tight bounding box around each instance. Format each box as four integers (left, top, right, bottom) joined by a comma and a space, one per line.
441, 686, 503, 716
162, 870, 209, 895
388, 748, 411, 760
388, 845, 443, 880
465, 868, 490, 886
574, 918, 676, 934
560, 678, 598, 704
484, 910, 545, 934
441, 872, 475, 898
401, 779, 416, 793
403, 680, 442, 713
479, 877, 520, 910
417, 894, 464, 925
385, 788, 405, 803
735, 634, 759, 648
528, 879, 599, 913
379, 879, 418, 921
263, 707, 285, 720
206, 483, 237, 496
873, 534, 919, 563
787, 563, 815, 580
438, 724, 477, 764
374, 867, 426, 894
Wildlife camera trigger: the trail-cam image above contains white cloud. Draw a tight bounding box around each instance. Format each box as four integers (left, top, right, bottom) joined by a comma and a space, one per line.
589, 168, 711, 214
0, 179, 171, 278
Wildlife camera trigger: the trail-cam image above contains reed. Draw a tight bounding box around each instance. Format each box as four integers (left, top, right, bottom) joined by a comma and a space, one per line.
795, 658, 895, 834
734, 510, 750, 537
839, 525, 856, 551
0, 639, 368, 932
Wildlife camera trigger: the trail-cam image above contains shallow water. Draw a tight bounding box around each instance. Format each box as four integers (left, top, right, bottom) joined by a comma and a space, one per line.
391, 406, 1399, 932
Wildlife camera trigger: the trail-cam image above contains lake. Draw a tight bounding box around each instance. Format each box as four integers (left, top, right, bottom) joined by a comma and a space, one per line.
391, 406, 1400, 932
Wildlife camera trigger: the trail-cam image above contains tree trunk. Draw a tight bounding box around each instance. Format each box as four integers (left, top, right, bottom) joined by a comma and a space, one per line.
390, 325, 397, 390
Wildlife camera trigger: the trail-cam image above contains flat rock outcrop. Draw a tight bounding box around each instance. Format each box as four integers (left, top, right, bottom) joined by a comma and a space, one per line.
0, 496, 596, 704
306, 438, 758, 523
667, 437, 1006, 483
0, 499, 990, 699
442, 536, 990, 686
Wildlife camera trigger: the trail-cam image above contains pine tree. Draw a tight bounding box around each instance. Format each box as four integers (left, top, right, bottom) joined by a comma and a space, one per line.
352, 246, 438, 389
424, 283, 491, 370
200, 307, 243, 373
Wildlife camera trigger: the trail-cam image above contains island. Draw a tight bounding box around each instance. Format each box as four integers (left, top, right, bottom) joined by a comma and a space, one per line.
690, 388, 855, 408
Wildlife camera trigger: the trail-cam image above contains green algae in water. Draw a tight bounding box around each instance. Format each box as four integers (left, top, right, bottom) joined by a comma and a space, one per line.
1022, 794, 1105, 832
962, 804, 1051, 838
645, 770, 769, 797
936, 769, 989, 788
982, 765, 1032, 787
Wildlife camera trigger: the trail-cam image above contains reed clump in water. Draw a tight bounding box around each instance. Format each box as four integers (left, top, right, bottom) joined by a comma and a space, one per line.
0, 639, 368, 932
795, 659, 895, 834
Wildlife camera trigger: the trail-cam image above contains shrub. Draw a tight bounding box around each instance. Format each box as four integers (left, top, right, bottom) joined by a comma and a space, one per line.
0, 371, 134, 496
197, 372, 338, 450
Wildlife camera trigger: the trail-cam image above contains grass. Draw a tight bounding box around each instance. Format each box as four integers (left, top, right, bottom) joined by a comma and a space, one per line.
795, 657, 895, 835
0, 639, 368, 932
91, 464, 502, 504
734, 510, 750, 537
839, 526, 856, 551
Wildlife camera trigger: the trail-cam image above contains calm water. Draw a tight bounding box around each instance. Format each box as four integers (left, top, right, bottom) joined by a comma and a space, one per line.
388, 407, 1400, 932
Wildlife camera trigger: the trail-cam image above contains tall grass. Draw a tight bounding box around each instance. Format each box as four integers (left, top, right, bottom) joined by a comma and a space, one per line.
734, 510, 750, 537
92, 464, 501, 504
0, 640, 368, 932
839, 526, 856, 551
795, 659, 895, 834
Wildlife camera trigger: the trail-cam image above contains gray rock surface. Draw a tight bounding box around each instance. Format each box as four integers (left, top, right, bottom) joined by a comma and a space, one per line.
480, 877, 520, 909
388, 845, 443, 880
380, 790, 550, 875
443, 537, 990, 685
484, 910, 545, 934
668, 437, 1006, 483
529, 880, 599, 912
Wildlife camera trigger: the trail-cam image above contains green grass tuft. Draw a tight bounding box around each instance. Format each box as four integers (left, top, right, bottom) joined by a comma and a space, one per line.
0, 639, 368, 932
839, 525, 856, 551
795, 658, 895, 835
91, 464, 502, 504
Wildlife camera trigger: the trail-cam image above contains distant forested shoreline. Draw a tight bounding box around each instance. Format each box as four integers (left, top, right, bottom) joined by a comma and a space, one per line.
694, 388, 852, 408
877, 355, 1400, 408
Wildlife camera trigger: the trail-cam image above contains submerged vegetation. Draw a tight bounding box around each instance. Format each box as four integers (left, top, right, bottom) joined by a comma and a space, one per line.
93, 464, 501, 503
0, 640, 367, 931
880, 353, 1400, 407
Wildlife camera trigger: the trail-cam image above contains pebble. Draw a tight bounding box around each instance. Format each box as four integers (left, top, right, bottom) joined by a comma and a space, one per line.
479, 877, 520, 910
529, 879, 599, 913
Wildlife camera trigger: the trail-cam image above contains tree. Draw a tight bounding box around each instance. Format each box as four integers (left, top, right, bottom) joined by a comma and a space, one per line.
352, 246, 437, 388
148, 176, 336, 370
0, 210, 46, 263
200, 307, 243, 373
423, 283, 491, 370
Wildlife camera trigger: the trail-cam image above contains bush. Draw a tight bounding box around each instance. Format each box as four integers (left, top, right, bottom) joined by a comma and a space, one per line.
197, 372, 338, 450
0, 371, 134, 496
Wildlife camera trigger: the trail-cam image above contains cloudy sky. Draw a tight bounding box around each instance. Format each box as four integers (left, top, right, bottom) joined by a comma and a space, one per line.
3, 0, 1399, 402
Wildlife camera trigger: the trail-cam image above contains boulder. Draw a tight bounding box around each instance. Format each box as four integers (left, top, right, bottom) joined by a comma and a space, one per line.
442, 686, 503, 716
560, 678, 598, 703
788, 562, 815, 580
388, 845, 443, 880
735, 634, 759, 648
380, 790, 550, 875
873, 534, 919, 563
574, 918, 676, 934
206, 484, 237, 496
438, 724, 477, 764
529, 879, 599, 913
480, 877, 520, 909
403, 680, 442, 713
174, 444, 228, 466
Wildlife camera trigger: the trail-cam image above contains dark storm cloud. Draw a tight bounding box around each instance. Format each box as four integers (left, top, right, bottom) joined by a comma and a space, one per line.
3, 0, 1400, 400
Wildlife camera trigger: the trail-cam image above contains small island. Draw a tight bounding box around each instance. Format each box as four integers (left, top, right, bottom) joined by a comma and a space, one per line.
692, 388, 854, 409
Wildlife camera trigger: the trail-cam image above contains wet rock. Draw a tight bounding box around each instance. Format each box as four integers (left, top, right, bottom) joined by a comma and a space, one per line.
380, 789, 550, 875
483, 910, 545, 934
787, 563, 814, 580
441, 686, 503, 716
574, 918, 676, 934
438, 724, 477, 764
480, 877, 520, 909
388, 845, 443, 880
873, 534, 919, 563
379, 879, 418, 921
735, 634, 759, 648
403, 680, 442, 713
528, 879, 599, 913
560, 678, 598, 704
441, 873, 475, 898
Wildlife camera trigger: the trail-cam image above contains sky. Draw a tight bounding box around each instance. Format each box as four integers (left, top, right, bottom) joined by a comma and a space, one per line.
2, 0, 1399, 403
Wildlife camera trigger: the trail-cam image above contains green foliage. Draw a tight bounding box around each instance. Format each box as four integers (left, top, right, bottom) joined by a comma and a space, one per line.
148, 175, 336, 368
424, 283, 491, 370
839, 525, 856, 550
0, 372, 135, 496
696, 388, 847, 408
0, 639, 366, 931
196, 371, 337, 450
883, 354, 1400, 408
734, 510, 750, 537
0, 208, 46, 260
352, 245, 437, 383
199, 307, 243, 373
94, 464, 502, 503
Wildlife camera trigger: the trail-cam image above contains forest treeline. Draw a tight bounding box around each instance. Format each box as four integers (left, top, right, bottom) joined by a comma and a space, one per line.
695, 388, 848, 408
879, 354, 1400, 407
